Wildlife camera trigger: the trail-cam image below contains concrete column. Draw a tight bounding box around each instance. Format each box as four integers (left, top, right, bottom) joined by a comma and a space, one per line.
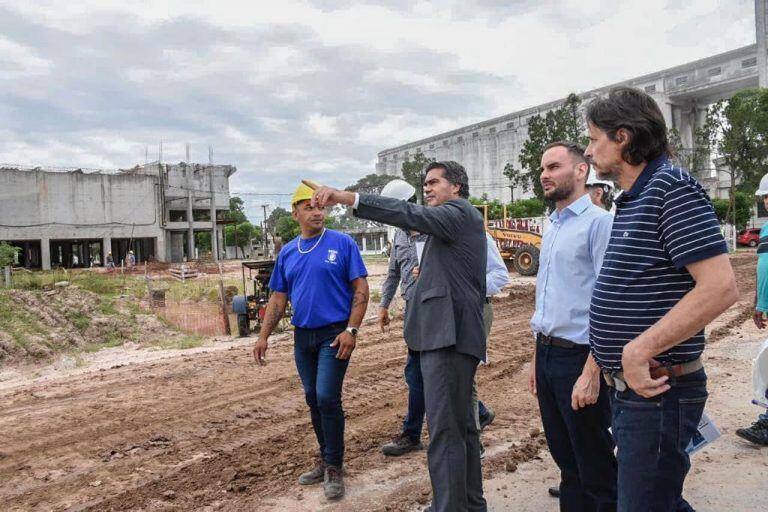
103, 236, 112, 264
156, 234, 167, 263
41, 237, 51, 270
661, 101, 674, 131
757, 0, 768, 87
362, 236, 367, 253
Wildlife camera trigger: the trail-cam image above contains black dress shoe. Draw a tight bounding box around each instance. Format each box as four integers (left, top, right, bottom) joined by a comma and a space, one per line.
548, 486, 560, 498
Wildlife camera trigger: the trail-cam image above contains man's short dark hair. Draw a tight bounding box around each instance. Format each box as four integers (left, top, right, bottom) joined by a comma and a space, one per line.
543, 141, 588, 166
425, 160, 470, 199
586, 86, 671, 165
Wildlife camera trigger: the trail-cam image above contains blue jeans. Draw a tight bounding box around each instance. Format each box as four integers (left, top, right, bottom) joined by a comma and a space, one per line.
294, 323, 349, 467
610, 368, 707, 512
402, 349, 490, 441
536, 342, 617, 512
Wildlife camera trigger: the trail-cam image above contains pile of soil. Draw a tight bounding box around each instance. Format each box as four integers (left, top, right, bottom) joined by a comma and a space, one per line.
0, 286, 180, 363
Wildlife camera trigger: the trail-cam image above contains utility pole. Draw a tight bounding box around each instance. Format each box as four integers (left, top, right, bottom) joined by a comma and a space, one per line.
261, 204, 270, 258
209, 146, 218, 262
186, 144, 195, 261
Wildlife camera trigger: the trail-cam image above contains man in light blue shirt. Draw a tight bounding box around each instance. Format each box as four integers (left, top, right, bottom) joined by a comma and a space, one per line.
528, 142, 617, 511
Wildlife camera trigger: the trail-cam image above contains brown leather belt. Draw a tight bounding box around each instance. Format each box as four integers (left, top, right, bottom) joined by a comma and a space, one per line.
602, 358, 704, 391
536, 333, 583, 349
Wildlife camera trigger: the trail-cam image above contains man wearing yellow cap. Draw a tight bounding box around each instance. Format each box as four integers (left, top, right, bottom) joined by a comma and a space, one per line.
254, 183, 369, 501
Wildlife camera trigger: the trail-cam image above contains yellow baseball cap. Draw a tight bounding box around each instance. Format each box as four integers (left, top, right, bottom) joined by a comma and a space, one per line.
292, 183, 315, 207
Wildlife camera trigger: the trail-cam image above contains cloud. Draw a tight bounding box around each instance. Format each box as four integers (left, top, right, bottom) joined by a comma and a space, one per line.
0, 0, 756, 219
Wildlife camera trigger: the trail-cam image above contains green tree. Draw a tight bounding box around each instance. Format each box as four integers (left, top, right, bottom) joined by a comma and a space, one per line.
668, 127, 710, 177
503, 93, 588, 200
225, 221, 261, 257
711, 192, 752, 229
470, 194, 504, 220
346, 173, 399, 195
401, 151, 435, 203
226, 196, 248, 223
507, 198, 547, 218
0, 242, 20, 268
699, 89, 768, 227
274, 215, 336, 241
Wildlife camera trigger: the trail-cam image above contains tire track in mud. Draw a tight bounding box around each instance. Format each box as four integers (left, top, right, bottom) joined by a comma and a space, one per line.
1, 286, 544, 511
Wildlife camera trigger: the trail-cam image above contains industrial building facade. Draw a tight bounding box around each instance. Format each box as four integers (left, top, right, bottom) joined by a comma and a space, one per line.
0, 162, 235, 270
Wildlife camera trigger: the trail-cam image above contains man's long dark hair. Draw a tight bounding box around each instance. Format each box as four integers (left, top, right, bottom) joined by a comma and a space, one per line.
586, 86, 671, 165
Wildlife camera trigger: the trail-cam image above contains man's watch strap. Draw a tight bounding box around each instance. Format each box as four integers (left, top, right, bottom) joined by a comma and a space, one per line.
346, 326, 359, 337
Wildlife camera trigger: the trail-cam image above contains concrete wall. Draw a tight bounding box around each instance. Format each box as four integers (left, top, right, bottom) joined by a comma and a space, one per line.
377, 43, 761, 203
0, 169, 162, 242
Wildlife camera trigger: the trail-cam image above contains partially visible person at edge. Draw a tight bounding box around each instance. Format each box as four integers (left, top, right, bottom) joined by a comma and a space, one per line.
253, 183, 369, 502
735, 182, 768, 447
529, 141, 617, 511
586, 86, 738, 512
309, 161, 488, 512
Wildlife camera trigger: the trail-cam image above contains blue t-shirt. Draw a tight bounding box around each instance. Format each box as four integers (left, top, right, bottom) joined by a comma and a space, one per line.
269, 229, 368, 329
757, 224, 768, 312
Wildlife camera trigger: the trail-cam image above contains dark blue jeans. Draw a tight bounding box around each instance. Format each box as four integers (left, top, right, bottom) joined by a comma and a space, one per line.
294, 323, 349, 467
610, 368, 707, 512
536, 342, 617, 512
402, 349, 490, 441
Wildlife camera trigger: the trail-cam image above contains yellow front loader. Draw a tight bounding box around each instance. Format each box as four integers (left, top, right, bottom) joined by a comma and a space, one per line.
476, 204, 543, 276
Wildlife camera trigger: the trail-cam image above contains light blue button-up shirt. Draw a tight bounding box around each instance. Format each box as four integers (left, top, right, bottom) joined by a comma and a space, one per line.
486, 232, 510, 296
530, 193, 613, 345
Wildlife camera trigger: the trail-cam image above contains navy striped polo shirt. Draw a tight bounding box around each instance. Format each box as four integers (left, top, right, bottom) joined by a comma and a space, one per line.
589, 156, 728, 370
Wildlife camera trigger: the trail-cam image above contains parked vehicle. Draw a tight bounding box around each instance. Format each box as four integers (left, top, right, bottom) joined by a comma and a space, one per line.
737, 228, 761, 247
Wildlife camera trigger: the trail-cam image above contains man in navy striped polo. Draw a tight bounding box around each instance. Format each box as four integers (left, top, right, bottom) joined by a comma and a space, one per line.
585, 86, 739, 512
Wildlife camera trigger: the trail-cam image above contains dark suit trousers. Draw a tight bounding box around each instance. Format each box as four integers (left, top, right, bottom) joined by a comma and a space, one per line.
420, 346, 486, 512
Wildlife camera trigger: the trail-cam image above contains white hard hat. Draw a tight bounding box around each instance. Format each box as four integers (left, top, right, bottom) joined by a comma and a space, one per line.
381, 179, 416, 201
586, 167, 614, 189
753, 339, 768, 407
755, 173, 768, 196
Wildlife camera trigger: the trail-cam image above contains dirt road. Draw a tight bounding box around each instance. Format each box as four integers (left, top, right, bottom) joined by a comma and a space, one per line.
0, 253, 765, 511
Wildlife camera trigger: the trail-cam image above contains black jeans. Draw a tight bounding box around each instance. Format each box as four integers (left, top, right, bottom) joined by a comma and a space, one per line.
536, 342, 617, 512
610, 368, 707, 512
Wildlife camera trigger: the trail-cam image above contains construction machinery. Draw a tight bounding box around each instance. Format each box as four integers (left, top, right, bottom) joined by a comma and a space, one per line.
476, 204, 545, 276
232, 260, 293, 336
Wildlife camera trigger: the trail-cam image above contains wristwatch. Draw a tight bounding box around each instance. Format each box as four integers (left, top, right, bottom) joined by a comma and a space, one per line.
346, 326, 359, 337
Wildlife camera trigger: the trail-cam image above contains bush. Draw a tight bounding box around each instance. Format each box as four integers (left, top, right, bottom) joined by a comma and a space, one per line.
507, 198, 546, 218
712, 192, 752, 229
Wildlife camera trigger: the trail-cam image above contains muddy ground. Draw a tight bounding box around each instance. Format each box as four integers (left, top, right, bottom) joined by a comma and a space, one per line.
0, 253, 766, 511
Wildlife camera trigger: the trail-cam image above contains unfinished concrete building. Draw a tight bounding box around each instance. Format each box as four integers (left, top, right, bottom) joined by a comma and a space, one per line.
0, 162, 236, 270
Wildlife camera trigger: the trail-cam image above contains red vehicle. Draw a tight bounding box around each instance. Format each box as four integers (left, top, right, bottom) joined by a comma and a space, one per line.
737, 227, 761, 247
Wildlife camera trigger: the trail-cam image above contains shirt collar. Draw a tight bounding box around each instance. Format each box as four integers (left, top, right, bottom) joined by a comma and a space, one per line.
621, 155, 669, 200
549, 193, 592, 222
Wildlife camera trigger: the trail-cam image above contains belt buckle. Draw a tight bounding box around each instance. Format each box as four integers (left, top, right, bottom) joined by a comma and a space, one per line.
612, 371, 627, 392
605, 370, 627, 392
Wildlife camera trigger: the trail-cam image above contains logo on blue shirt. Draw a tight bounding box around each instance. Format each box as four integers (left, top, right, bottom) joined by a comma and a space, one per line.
326, 249, 338, 264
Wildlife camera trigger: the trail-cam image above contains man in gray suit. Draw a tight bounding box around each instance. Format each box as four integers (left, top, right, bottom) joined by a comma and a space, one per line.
310, 161, 488, 512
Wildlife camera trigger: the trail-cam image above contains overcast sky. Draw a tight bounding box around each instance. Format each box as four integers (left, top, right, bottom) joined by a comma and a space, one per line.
0, 0, 756, 219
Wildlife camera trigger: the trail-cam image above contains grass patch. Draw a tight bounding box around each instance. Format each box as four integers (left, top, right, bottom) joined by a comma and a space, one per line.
98, 299, 118, 316
66, 309, 90, 330
153, 334, 206, 350
0, 292, 49, 348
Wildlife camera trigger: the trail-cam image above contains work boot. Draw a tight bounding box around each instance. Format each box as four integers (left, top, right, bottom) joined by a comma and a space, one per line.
323, 464, 345, 500
297, 462, 325, 485
381, 433, 424, 456
735, 419, 768, 446
548, 486, 561, 498
479, 408, 496, 431
479, 442, 485, 459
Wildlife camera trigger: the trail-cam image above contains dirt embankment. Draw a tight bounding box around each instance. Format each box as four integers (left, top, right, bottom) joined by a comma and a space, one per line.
0, 286, 183, 363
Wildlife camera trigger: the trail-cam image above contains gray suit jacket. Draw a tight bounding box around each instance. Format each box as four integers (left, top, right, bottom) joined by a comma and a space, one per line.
355, 194, 487, 361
